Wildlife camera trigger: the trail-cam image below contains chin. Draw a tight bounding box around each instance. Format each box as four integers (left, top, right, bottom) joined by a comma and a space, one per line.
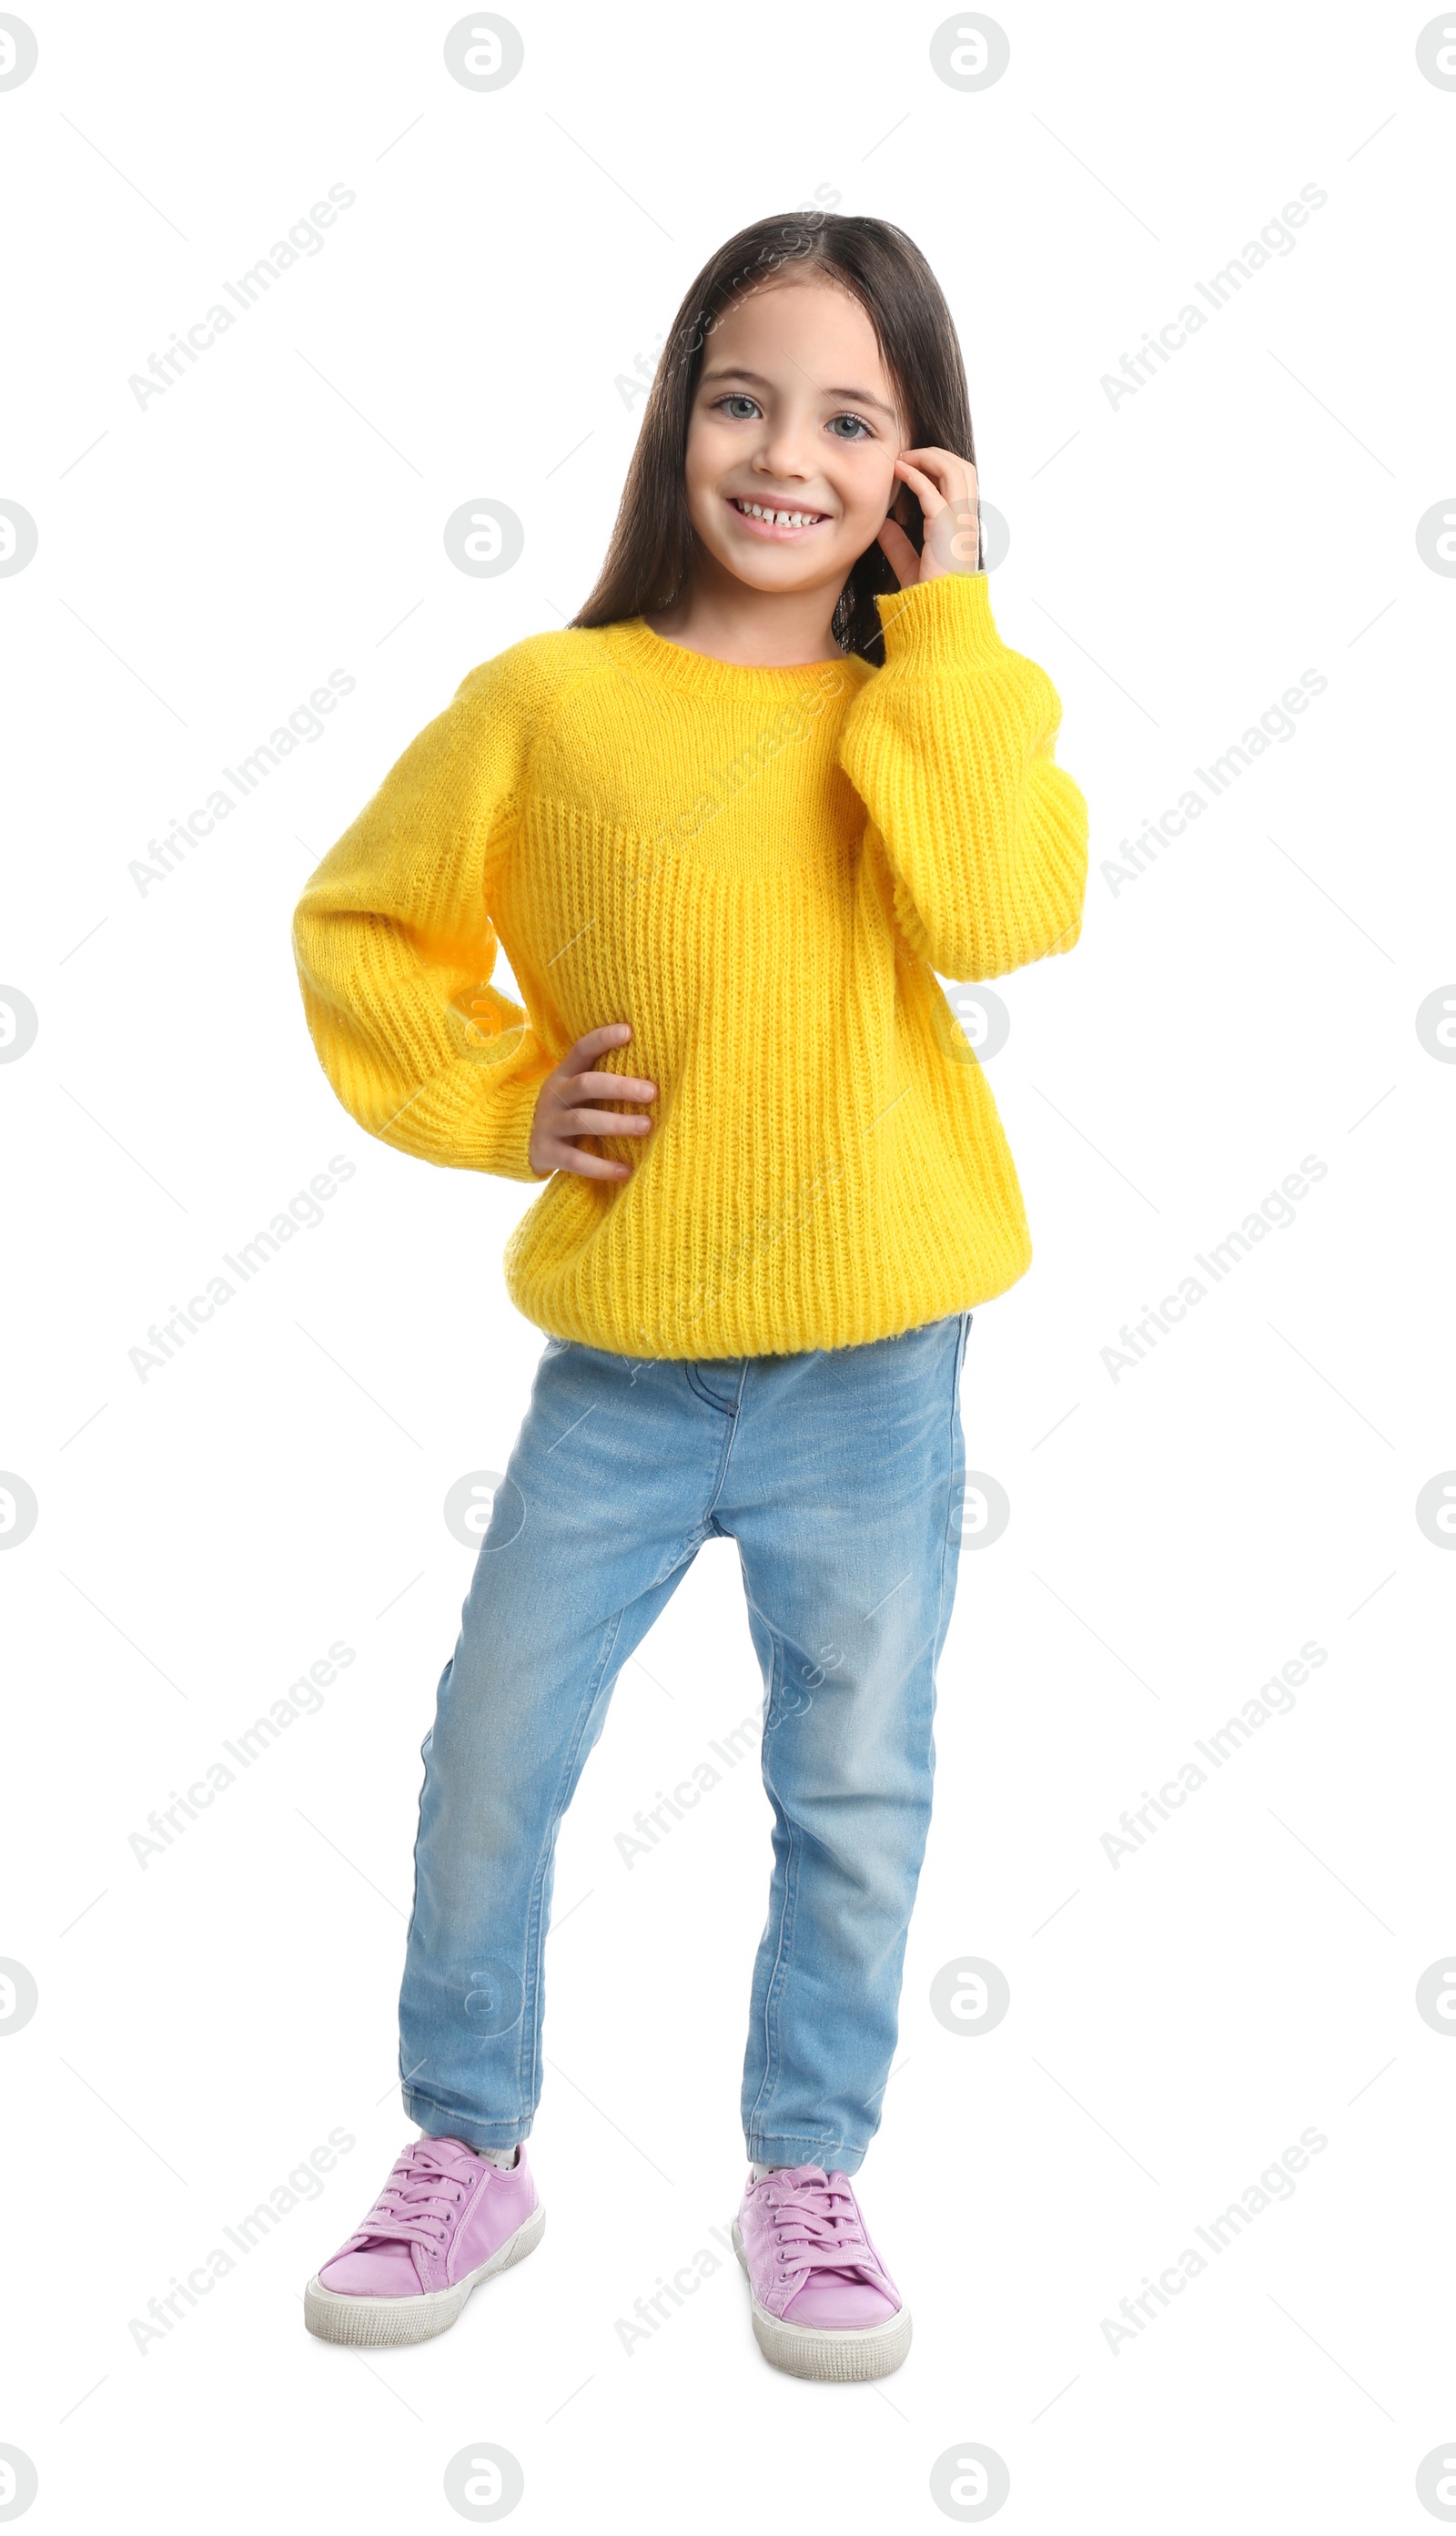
703, 534, 857, 595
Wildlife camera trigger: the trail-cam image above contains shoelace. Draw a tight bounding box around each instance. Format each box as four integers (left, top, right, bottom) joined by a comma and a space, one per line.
345, 2141, 479, 2255
757, 2171, 877, 2282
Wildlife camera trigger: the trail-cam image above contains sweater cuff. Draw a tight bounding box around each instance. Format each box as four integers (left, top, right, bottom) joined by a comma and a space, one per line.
404, 1056, 548, 1182
875, 567, 1006, 667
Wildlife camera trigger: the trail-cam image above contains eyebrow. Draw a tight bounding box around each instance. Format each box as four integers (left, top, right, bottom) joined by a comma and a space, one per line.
699, 365, 897, 419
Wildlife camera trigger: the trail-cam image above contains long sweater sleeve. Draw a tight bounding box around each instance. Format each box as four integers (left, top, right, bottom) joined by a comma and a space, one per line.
837, 570, 1088, 984
291, 651, 554, 1182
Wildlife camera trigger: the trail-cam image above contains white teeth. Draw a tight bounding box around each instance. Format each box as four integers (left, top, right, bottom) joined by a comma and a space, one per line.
738, 500, 821, 526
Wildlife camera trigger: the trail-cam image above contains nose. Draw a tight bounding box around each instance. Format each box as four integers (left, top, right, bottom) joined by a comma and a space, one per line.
753, 413, 819, 485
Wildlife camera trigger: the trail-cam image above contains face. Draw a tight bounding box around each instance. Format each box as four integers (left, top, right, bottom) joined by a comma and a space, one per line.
680, 277, 911, 601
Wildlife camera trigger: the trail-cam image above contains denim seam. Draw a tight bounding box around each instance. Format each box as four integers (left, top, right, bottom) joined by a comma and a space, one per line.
698, 1355, 750, 1530
683, 1360, 736, 1415
648, 1374, 743, 1580
743, 1615, 800, 2140
397, 1701, 447, 2101
933, 1313, 970, 1656
514, 1599, 629, 2117
397, 1744, 430, 2084
646, 1527, 711, 1595
745, 2128, 840, 2147
399, 2094, 524, 2149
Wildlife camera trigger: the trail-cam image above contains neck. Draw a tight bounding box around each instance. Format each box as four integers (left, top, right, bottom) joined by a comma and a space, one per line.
645, 560, 845, 666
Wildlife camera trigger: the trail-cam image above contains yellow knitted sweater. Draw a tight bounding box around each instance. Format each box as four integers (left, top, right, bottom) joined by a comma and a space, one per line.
292, 570, 1087, 1358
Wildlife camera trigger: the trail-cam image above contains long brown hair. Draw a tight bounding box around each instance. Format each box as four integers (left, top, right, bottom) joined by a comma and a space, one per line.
571, 212, 976, 663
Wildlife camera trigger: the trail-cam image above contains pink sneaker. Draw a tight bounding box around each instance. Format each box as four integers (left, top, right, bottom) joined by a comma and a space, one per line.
733, 2163, 911, 2380
304, 2135, 544, 2347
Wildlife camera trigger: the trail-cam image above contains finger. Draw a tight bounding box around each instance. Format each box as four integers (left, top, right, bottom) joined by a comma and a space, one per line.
895, 454, 976, 517
557, 1107, 652, 1135
550, 1146, 632, 1180
891, 456, 950, 516
875, 518, 921, 587
571, 1070, 657, 1101
563, 1022, 635, 1070
898, 448, 976, 499
920, 502, 982, 575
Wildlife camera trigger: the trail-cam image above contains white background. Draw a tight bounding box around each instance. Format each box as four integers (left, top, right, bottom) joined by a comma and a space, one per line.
3, 2, 1455, 2527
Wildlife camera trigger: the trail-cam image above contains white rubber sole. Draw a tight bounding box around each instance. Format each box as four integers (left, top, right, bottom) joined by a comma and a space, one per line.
304, 2203, 546, 2347
731, 2219, 913, 2381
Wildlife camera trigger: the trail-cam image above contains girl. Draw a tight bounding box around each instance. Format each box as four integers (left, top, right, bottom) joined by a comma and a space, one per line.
292, 211, 1087, 2382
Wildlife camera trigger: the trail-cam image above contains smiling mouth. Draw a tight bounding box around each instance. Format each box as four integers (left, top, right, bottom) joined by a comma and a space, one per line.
728, 496, 831, 533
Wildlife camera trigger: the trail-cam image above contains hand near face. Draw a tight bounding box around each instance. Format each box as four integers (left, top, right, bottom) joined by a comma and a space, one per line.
876, 450, 980, 587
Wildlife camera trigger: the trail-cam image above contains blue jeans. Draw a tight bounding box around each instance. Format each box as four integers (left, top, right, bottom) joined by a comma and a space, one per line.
399, 1311, 972, 2176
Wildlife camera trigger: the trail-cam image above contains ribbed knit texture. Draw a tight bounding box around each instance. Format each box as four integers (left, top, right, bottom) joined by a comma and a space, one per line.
292, 571, 1087, 1358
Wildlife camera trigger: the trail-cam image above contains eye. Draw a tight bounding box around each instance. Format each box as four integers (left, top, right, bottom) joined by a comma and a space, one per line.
828, 412, 874, 441
713, 393, 761, 421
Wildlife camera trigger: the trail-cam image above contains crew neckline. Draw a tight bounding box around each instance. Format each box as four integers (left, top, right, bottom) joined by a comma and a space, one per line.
604, 614, 872, 700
